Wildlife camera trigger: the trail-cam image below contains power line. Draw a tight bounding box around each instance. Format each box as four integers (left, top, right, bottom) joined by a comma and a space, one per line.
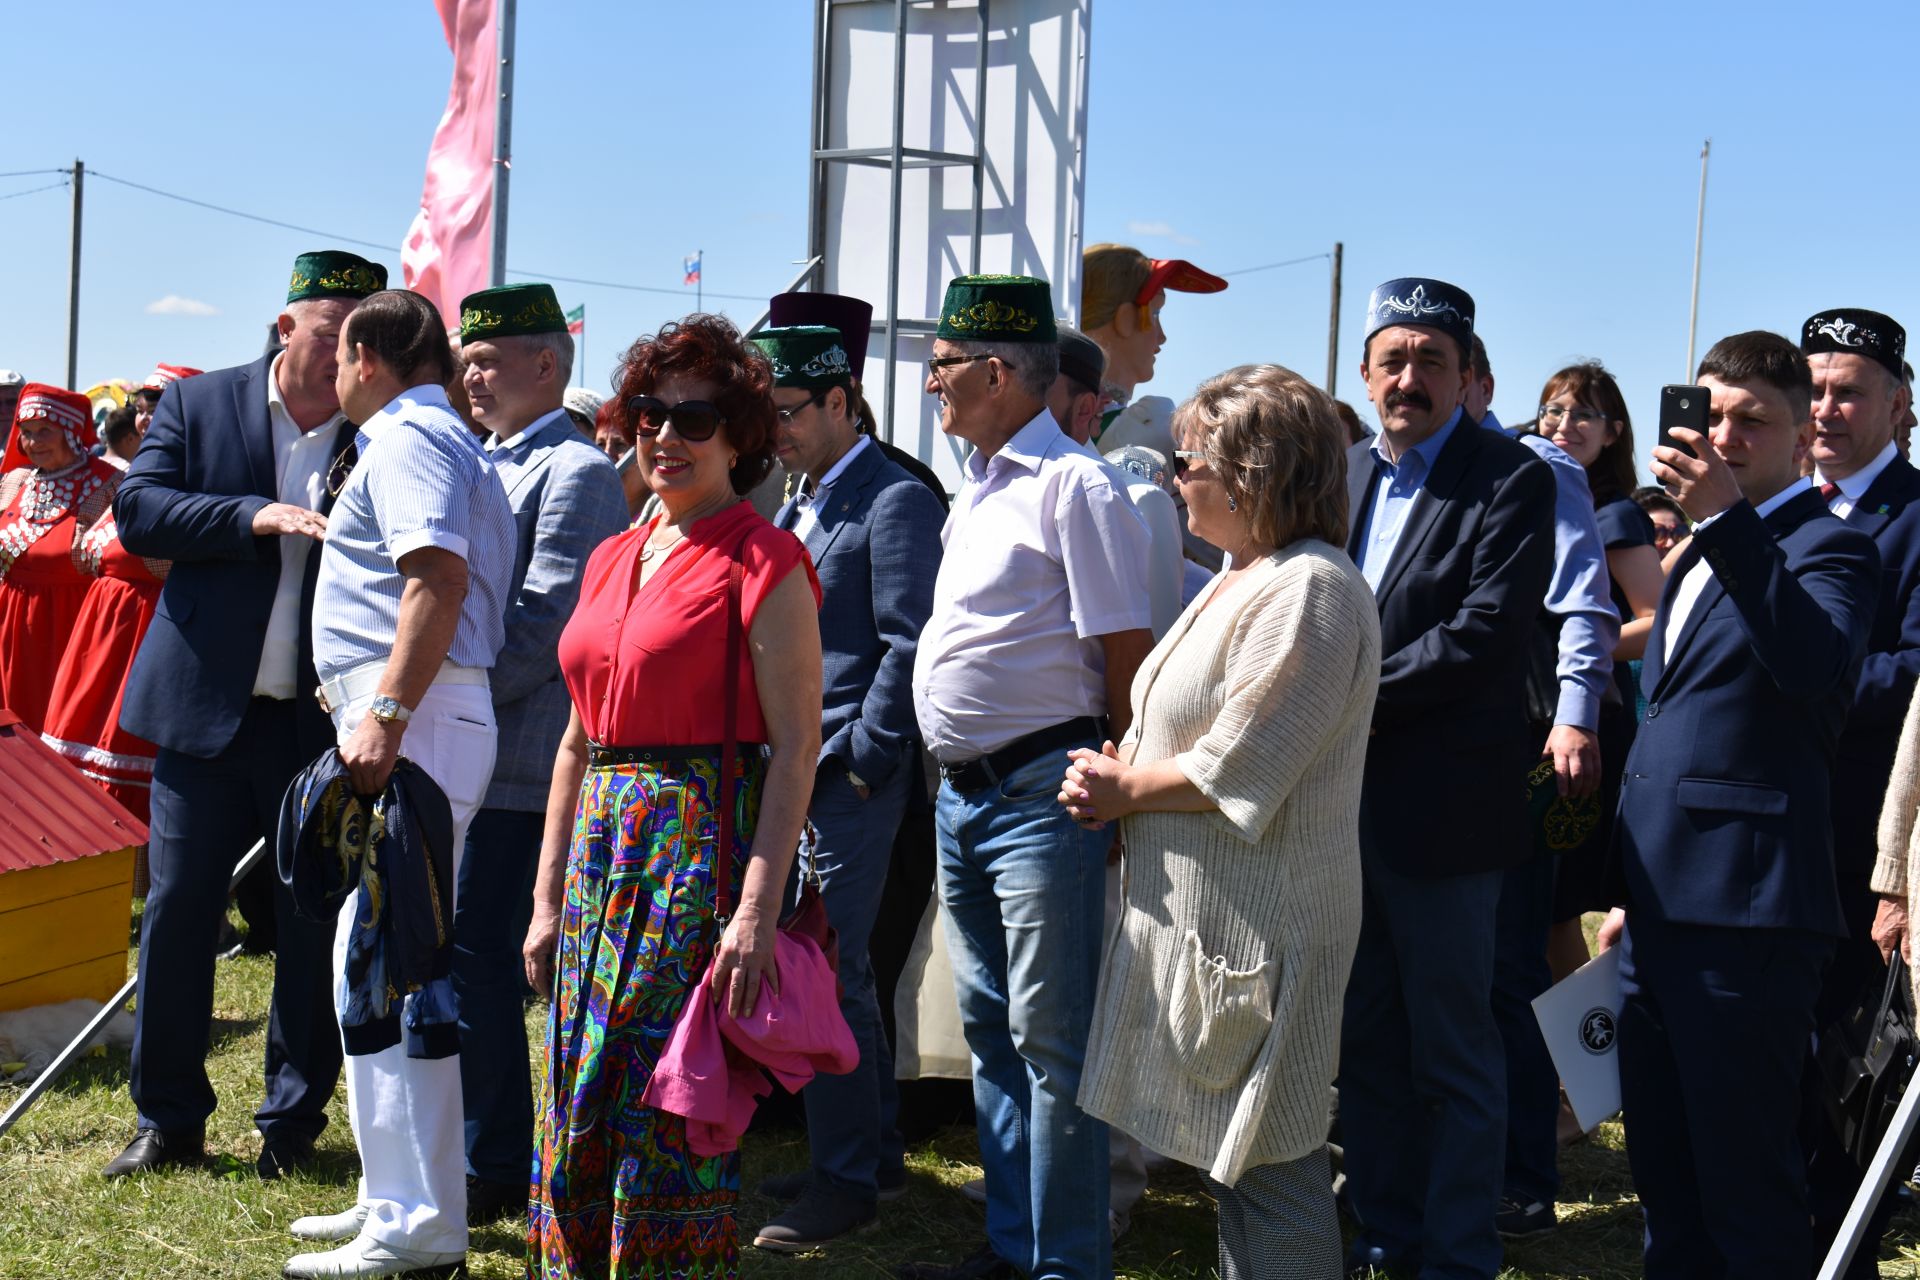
0, 180, 68, 203
506, 267, 763, 302
0, 168, 68, 180
1222, 252, 1330, 277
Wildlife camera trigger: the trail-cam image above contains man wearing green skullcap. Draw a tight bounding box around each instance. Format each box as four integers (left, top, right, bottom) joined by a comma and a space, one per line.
901, 274, 1153, 1280
104, 248, 390, 1184
745, 324, 944, 1253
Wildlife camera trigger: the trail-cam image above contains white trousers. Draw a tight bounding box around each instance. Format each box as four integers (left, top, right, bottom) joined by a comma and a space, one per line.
329, 679, 497, 1255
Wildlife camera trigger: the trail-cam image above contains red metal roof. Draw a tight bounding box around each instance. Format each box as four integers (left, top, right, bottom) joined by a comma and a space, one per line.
0, 709, 148, 874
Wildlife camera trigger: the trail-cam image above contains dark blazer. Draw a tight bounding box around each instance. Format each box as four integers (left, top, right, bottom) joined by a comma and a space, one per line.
1614, 490, 1880, 935
115, 355, 347, 759
775, 441, 945, 787
1345, 419, 1558, 877
1833, 456, 1920, 870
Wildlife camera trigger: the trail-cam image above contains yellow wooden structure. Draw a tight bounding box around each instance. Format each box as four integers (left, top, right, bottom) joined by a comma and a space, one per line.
0, 709, 145, 1014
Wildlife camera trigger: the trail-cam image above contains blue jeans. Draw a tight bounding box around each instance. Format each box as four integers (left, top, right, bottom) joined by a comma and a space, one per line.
1493, 853, 1560, 1207
452, 806, 543, 1185
795, 762, 910, 1203
1339, 857, 1506, 1280
936, 747, 1111, 1280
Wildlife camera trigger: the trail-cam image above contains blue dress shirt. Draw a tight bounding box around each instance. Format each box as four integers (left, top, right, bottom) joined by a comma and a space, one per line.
1357, 407, 1462, 591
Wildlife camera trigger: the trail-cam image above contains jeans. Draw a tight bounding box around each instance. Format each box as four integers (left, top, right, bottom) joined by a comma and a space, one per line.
453, 806, 543, 1186
133, 697, 340, 1142
937, 746, 1111, 1280
1492, 853, 1560, 1207
1338, 858, 1506, 1280
794, 761, 911, 1203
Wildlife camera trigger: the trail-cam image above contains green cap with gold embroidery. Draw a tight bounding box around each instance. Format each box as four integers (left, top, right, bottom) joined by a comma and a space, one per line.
751, 326, 854, 390
458, 283, 570, 341
286, 250, 388, 304
936, 274, 1057, 344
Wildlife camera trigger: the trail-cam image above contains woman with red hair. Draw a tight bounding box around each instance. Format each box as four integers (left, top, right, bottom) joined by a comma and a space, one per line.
525, 315, 823, 1277
0, 384, 121, 733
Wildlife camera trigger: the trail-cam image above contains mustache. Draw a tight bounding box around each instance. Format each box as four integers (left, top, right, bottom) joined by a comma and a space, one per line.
1383, 389, 1432, 413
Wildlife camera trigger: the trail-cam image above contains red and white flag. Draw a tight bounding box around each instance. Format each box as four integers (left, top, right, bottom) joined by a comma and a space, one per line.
402, 0, 497, 329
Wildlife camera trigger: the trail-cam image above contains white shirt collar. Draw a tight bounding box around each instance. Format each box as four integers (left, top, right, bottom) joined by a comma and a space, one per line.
963, 408, 1065, 481
487, 406, 570, 454
1754, 475, 1815, 519
361, 383, 457, 442
1816, 439, 1899, 501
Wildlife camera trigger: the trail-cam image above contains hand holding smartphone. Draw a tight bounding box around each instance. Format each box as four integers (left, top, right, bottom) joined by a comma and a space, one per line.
1658, 385, 1708, 461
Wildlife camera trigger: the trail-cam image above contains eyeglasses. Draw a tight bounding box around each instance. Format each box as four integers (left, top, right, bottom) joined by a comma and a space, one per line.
1537, 404, 1606, 429
627, 395, 728, 441
773, 389, 829, 424
326, 442, 358, 497
926, 354, 988, 374
1171, 449, 1207, 479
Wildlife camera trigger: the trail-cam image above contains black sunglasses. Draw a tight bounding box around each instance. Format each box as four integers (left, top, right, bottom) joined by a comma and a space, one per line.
1171, 449, 1207, 479
627, 395, 728, 442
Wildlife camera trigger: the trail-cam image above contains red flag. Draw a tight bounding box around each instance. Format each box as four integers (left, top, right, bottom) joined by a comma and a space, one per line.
402, 0, 497, 329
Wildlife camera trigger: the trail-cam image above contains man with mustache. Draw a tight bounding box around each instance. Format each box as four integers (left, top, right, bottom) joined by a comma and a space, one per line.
1338, 278, 1558, 1279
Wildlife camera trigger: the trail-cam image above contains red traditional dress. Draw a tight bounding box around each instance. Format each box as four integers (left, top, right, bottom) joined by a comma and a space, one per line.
0, 455, 119, 733
42, 509, 169, 826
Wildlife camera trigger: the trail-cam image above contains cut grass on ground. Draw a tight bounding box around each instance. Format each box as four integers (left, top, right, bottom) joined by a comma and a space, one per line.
7, 919, 1920, 1277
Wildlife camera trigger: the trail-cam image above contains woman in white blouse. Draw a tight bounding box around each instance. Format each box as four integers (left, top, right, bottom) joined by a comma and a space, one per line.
1059, 364, 1380, 1280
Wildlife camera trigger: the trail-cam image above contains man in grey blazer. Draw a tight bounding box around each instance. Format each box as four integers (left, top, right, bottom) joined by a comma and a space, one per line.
748, 323, 946, 1253
450, 284, 627, 1223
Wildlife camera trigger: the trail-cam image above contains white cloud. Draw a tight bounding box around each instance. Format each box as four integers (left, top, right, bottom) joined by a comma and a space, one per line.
1124, 219, 1197, 246
145, 295, 220, 317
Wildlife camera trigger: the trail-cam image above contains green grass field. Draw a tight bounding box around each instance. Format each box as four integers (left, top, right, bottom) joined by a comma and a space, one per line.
7, 925, 1920, 1278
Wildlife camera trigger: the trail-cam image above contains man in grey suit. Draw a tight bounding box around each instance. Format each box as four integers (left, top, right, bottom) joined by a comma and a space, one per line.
450, 283, 627, 1223
748, 323, 946, 1253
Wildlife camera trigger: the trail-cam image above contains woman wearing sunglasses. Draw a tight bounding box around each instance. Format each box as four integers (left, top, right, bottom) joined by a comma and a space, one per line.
1059, 364, 1380, 1279
526, 315, 823, 1277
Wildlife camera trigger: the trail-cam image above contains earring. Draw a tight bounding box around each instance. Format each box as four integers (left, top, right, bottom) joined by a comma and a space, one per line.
1227, 495, 1238, 512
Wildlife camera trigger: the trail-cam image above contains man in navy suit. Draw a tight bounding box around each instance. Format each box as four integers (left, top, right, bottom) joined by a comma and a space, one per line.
1338, 278, 1558, 1279
1794, 308, 1920, 1271
1599, 330, 1880, 1279
748, 322, 945, 1252
105, 250, 387, 1180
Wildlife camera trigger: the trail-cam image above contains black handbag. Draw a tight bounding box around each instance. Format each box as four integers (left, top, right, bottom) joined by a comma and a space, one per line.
1816, 956, 1920, 1169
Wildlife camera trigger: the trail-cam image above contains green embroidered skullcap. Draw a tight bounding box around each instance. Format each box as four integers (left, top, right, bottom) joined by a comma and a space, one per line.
936, 274, 1057, 344
458, 283, 570, 341
286, 250, 388, 304
752, 326, 854, 390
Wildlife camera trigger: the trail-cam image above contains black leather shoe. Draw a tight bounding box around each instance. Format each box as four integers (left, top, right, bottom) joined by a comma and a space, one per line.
895, 1243, 1017, 1280
753, 1186, 877, 1252
1344, 1242, 1417, 1279
465, 1175, 524, 1227
102, 1126, 205, 1178
258, 1133, 317, 1179
757, 1168, 907, 1203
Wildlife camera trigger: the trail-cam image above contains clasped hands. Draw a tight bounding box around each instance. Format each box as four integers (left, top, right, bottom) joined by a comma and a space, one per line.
1058, 739, 1130, 829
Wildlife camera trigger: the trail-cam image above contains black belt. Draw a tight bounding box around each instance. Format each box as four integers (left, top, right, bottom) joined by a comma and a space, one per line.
938, 717, 1104, 795
587, 742, 732, 770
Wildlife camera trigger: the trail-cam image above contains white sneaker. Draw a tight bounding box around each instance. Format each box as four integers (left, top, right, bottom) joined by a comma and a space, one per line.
289, 1204, 370, 1242
281, 1235, 466, 1279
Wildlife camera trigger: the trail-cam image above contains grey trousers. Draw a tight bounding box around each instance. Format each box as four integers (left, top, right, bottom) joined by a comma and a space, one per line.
1203, 1148, 1341, 1280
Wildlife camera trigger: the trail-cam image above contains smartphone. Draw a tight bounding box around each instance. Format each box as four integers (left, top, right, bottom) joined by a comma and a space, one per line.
1658, 385, 1709, 460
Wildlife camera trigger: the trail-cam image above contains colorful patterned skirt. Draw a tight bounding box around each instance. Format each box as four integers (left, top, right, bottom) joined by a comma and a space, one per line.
529, 749, 763, 1280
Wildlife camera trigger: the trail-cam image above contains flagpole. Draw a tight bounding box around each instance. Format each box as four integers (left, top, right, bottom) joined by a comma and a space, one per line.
1684, 138, 1709, 380
489, 0, 516, 288
579, 305, 586, 388
697, 250, 703, 314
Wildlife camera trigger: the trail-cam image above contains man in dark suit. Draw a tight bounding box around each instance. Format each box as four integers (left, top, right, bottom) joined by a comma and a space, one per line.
747, 323, 946, 1252
1599, 330, 1880, 1278
104, 250, 387, 1179
1795, 309, 1920, 1272
1337, 278, 1558, 1279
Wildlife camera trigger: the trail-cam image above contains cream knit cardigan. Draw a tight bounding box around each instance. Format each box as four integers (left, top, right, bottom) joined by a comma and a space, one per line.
1076, 541, 1380, 1187
1872, 685, 1920, 1005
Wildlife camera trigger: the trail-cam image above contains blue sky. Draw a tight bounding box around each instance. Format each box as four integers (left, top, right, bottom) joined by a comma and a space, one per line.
4, 1, 1916, 476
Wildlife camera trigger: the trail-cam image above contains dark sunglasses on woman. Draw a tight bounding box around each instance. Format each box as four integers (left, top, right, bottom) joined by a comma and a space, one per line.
626, 395, 728, 442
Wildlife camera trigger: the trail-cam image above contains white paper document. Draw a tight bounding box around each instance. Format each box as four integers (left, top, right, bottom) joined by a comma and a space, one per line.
1531, 945, 1624, 1133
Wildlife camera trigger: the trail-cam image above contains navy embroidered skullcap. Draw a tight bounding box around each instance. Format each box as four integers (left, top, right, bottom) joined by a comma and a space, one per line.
1801, 308, 1906, 381
1364, 277, 1475, 358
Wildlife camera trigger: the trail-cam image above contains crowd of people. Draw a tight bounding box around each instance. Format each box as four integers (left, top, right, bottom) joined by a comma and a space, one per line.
2, 239, 1918, 1280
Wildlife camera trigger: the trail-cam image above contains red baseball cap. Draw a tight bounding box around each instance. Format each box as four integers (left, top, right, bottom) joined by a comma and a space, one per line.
1136, 258, 1228, 305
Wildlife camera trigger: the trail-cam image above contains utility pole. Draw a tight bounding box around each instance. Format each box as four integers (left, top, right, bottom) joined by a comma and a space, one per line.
1325, 241, 1343, 396
1685, 139, 1710, 380
66, 160, 83, 388
489, 0, 516, 287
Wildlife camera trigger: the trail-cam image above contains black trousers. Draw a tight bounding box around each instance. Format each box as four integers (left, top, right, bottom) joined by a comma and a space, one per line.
130, 697, 341, 1140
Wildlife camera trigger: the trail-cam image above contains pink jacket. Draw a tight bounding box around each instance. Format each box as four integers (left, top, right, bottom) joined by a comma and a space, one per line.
641, 930, 857, 1156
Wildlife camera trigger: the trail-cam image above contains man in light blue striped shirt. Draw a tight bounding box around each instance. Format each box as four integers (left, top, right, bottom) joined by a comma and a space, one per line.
288, 288, 514, 1280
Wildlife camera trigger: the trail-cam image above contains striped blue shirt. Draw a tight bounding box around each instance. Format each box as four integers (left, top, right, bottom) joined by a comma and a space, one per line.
313, 384, 515, 683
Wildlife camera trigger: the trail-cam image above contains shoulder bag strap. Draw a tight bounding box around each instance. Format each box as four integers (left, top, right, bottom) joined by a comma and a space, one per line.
713, 543, 746, 925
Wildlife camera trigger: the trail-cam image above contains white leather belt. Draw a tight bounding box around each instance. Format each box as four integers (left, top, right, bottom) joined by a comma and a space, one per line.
315, 659, 490, 716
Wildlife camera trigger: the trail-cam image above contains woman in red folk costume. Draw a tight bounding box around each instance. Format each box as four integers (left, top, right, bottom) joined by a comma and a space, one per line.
0, 384, 120, 732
